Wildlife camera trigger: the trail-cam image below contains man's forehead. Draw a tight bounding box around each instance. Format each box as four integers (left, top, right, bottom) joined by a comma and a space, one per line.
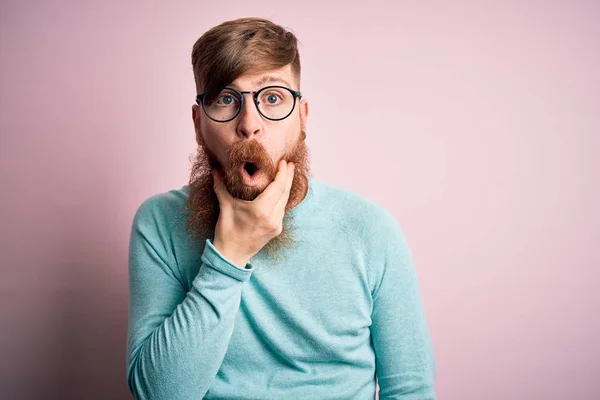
229, 66, 296, 89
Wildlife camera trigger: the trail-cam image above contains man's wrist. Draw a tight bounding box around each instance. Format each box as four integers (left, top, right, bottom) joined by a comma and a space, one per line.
212, 238, 250, 269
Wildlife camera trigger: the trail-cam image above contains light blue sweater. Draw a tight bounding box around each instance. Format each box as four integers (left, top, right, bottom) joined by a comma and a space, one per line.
126, 177, 436, 399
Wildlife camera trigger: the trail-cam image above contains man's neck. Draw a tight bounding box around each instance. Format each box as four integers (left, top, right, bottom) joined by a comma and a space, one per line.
287, 175, 309, 212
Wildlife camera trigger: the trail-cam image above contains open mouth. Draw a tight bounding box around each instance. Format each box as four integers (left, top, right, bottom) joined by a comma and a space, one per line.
239, 161, 264, 186
243, 162, 259, 177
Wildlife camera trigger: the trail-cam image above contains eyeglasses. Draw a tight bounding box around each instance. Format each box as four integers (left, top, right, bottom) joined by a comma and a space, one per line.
196, 85, 302, 123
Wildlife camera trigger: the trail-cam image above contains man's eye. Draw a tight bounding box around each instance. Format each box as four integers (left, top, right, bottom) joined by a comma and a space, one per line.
216, 95, 237, 106
263, 92, 282, 105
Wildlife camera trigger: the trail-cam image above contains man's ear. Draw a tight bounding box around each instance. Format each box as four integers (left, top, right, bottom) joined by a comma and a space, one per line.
192, 104, 203, 146
299, 98, 309, 132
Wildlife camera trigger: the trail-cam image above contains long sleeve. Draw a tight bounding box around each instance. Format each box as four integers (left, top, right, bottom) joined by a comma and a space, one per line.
370, 216, 436, 399
126, 198, 253, 400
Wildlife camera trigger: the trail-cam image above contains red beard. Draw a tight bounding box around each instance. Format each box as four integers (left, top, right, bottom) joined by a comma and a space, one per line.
185, 131, 310, 262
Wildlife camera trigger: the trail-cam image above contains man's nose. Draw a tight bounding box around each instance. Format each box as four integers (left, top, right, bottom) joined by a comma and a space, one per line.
236, 94, 262, 138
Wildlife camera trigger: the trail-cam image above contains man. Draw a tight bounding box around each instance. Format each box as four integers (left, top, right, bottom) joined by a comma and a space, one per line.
126, 17, 436, 400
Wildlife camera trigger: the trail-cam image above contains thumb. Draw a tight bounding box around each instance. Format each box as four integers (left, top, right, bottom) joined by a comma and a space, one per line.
212, 169, 231, 205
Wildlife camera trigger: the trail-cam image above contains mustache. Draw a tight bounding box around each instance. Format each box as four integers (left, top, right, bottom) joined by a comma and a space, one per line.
222, 139, 278, 201
226, 139, 276, 178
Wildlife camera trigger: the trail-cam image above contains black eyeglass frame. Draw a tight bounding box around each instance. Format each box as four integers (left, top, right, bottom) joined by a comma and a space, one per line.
195, 85, 302, 123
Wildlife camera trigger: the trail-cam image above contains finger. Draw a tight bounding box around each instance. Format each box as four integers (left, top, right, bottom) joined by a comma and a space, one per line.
212, 169, 232, 205
253, 159, 289, 208
274, 162, 295, 214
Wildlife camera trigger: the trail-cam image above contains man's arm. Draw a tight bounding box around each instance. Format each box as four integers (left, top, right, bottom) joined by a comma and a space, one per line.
370, 215, 436, 399
126, 198, 253, 400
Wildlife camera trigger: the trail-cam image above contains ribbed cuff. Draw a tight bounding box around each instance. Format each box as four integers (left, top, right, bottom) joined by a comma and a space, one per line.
201, 239, 254, 282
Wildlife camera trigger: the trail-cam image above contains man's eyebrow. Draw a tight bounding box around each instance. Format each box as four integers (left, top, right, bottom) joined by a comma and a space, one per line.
254, 75, 292, 88
227, 75, 294, 91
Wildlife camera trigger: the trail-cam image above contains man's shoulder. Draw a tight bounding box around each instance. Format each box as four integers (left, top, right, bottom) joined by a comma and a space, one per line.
131, 185, 189, 230
315, 179, 396, 221
314, 179, 401, 236
314, 179, 409, 277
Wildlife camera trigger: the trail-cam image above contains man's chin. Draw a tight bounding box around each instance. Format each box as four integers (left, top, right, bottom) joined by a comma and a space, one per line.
229, 175, 271, 201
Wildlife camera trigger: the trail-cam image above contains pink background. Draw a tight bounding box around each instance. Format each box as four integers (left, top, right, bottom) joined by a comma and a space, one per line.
1, 1, 599, 399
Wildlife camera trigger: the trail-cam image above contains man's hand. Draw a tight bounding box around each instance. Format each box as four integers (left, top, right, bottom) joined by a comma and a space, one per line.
212, 159, 295, 268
